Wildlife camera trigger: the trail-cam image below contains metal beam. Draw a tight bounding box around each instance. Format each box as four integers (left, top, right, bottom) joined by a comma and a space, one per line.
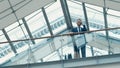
90, 46, 94, 56
2, 54, 120, 68
103, 0, 112, 55
82, 2, 89, 31
60, 0, 77, 59
22, 18, 35, 44
60, 0, 73, 30
2, 29, 17, 54
42, 7, 53, 35
103, 7, 109, 39
103, 1, 109, 39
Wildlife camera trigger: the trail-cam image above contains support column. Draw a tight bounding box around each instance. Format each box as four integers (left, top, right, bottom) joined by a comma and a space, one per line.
42, 7, 53, 36
22, 18, 35, 44
60, 0, 78, 59
60, 0, 73, 30
103, 7, 109, 39
2, 29, 17, 54
82, 2, 89, 31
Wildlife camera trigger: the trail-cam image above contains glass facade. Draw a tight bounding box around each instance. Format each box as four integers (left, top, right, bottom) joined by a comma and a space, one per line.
0, 0, 120, 66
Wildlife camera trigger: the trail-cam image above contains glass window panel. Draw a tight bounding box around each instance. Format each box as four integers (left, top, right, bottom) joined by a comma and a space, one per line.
25, 9, 51, 43
5, 20, 33, 54
107, 9, 120, 40
108, 9, 120, 17
67, 1, 83, 16
5, 22, 19, 32
45, 0, 66, 35
5, 19, 28, 40
0, 31, 7, 42
6, 25, 29, 53
0, 30, 14, 63
45, 1, 64, 22
85, 4, 109, 55
0, 30, 8, 48
25, 9, 46, 33
25, 9, 42, 21
67, 1, 84, 25
107, 11, 120, 27
7, 25, 27, 41
86, 4, 105, 30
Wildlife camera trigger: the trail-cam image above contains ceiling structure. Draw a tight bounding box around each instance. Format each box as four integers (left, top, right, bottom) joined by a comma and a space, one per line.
0, 0, 119, 30
0, 0, 56, 30
75, 0, 120, 11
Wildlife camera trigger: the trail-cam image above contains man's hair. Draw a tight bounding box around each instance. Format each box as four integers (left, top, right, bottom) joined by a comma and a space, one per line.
77, 18, 82, 22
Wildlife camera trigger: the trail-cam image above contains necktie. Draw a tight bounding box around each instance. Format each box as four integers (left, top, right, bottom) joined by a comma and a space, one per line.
78, 26, 81, 32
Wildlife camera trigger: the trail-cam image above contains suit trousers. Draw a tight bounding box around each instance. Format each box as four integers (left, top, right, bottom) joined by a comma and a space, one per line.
81, 45, 86, 58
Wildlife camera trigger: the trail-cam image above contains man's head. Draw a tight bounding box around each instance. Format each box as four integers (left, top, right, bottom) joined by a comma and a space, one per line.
76, 19, 82, 26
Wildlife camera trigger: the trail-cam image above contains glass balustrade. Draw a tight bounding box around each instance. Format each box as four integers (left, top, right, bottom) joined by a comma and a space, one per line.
1, 28, 120, 66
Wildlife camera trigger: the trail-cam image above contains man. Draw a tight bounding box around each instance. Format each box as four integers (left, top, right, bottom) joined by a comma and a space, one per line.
72, 18, 87, 58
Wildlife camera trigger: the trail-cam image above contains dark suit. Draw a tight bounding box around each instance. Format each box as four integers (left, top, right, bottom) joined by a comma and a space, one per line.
72, 25, 87, 32
72, 25, 87, 58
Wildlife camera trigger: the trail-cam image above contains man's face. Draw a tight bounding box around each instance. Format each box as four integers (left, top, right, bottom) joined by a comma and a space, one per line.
77, 20, 82, 26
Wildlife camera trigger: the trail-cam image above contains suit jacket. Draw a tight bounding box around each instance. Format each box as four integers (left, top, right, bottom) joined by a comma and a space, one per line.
72, 25, 87, 47
72, 25, 87, 32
